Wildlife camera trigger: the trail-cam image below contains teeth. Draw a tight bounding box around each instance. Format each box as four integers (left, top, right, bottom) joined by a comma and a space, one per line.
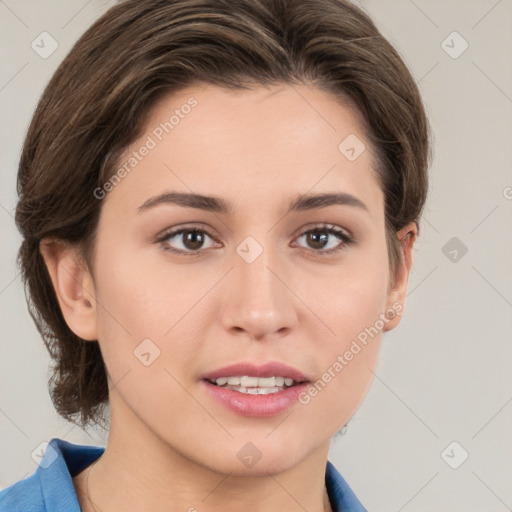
238, 386, 281, 395
240, 376, 259, 387
212, 375, 298, 391
258, 377, 275, 387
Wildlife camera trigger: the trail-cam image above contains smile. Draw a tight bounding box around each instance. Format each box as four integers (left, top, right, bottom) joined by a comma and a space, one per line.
208, 375, 300, 394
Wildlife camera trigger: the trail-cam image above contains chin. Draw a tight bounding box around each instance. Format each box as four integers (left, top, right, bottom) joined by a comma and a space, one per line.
200, 433, 317, 477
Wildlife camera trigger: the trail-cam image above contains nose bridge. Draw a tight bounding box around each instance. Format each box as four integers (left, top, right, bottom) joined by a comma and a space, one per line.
221, 234, 297, 339
238, 237, 277, 305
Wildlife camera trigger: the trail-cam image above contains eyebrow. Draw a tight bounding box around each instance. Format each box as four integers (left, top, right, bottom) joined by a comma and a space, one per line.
137, 191, 369, 215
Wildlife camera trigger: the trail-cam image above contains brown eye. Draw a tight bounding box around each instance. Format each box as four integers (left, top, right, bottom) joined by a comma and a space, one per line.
181, 230, 206, 250
157, 227, 219, 255
305, 230, 330, 250
295, 224, 354, 254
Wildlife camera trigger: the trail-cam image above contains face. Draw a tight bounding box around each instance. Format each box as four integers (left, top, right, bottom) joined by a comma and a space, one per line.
64, 83, 413, 475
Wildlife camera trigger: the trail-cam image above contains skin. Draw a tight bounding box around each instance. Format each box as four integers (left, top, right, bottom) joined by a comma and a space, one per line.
42, 83, 416, 512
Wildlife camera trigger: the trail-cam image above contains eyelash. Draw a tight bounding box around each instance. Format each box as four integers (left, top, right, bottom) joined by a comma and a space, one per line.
155, 223, 354, 257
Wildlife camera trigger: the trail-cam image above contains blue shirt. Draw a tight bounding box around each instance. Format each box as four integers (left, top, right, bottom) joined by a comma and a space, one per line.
0, 438, 367, 511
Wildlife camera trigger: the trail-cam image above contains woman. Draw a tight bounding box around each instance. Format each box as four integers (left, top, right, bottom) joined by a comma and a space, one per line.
0, 0, 430, 510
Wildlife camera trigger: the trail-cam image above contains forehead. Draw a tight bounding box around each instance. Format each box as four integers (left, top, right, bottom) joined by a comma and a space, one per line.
103, 83, 384, 222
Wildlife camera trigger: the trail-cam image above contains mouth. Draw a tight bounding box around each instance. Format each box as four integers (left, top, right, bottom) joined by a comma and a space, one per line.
206, 375, 307, 395
201, 361, 311, 417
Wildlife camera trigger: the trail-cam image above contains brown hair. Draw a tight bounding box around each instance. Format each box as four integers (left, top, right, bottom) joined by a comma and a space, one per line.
15, 0, 430, 428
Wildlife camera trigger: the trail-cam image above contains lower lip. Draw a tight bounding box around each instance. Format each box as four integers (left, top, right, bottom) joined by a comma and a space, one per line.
202, 380, 309, 417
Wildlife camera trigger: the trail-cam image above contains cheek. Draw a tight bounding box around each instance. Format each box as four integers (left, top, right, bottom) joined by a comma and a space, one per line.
299, 242, 389, 420
93, 240, 186, 334
311, 237, 390, 341
92, 243, 209, 378
299, 284, 384, 430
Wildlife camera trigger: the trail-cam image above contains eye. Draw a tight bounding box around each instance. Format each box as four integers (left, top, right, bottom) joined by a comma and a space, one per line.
155, 223, 354, 257
293, 223, 354, 254
156, 226, 220, 255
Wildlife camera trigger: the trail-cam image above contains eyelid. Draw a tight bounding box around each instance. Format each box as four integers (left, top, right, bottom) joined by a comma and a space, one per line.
155, 223, 218, 241
292, 222, 354, 242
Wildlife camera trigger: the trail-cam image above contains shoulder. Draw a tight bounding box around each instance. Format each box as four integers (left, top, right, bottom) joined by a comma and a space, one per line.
326, 460, 368, 512
0, 437, 104, 512
0, 471, 44, 511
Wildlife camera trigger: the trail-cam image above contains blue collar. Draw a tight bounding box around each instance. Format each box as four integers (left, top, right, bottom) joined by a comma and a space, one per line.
0, 438, 367, 511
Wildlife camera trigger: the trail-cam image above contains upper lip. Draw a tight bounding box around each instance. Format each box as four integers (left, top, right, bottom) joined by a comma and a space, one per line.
202, 361, 310, 382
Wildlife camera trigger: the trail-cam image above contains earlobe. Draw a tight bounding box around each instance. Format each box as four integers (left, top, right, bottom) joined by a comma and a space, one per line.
383, 222, 417, 332
40, 239, 98, 341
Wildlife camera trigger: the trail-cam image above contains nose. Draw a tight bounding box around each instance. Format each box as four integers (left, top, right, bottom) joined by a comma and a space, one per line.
220, 242, 298, 341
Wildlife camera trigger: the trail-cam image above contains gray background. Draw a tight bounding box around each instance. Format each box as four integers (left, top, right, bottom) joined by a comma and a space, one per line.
1, 1, 511, 510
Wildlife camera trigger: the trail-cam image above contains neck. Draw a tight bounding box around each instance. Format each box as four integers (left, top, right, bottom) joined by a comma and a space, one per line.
74, 400, 332, 512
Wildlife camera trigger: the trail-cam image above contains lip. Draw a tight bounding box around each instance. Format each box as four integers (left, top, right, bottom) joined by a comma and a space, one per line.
202, 380, 310, 417
201, 361, 311, 418
201, 361, 309, 382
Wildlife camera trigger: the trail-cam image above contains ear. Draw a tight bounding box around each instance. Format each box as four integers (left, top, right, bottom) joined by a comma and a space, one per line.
382, 222, 418, 332
40, 239, 98, 341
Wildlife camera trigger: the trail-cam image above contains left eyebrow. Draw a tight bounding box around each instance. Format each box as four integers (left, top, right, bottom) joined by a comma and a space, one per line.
288, 192, 369, 214
137, 191, 369, 215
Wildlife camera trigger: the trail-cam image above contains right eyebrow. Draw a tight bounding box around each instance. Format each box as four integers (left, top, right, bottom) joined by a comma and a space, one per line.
137, 191, 369, 215
137, 191, 233, 214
